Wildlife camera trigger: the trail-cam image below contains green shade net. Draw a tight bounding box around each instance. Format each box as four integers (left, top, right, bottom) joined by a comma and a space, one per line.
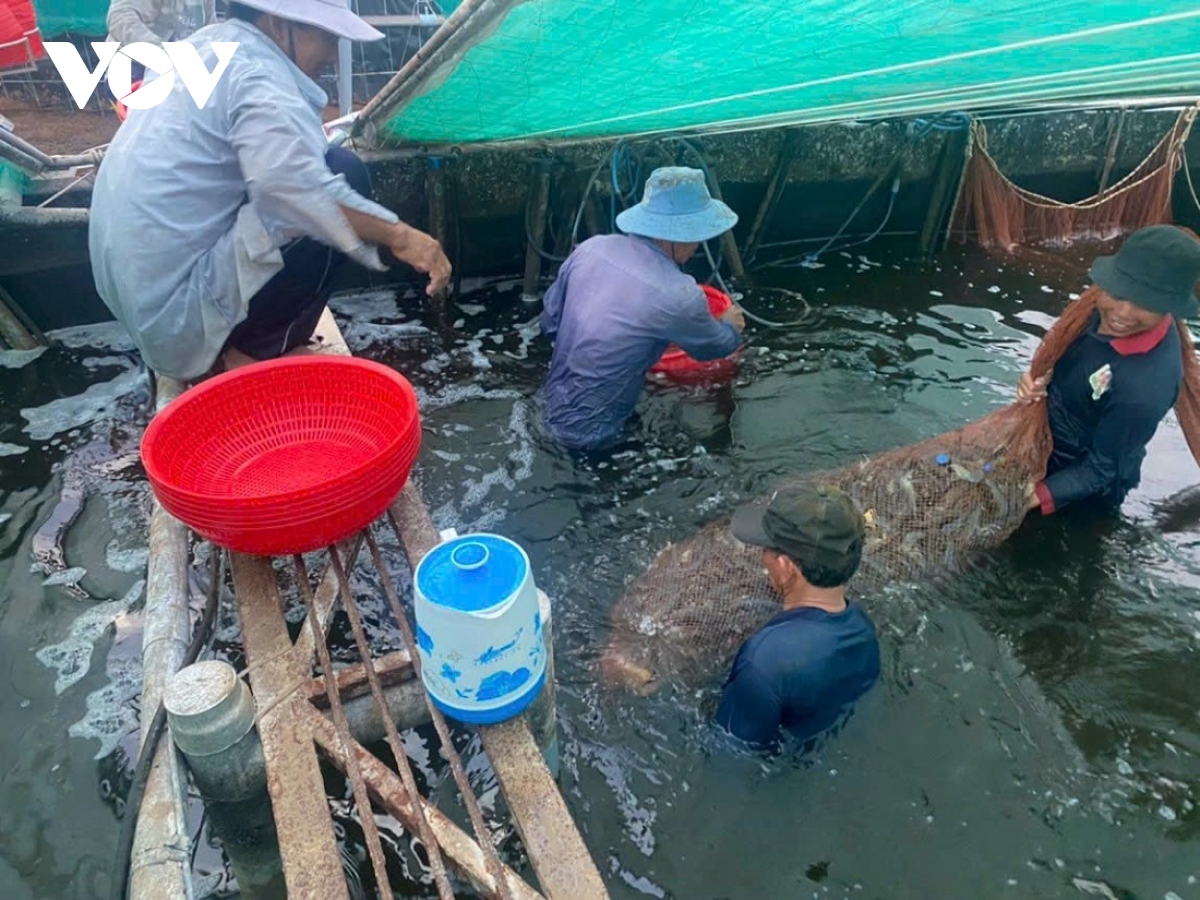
375, 0, 1200, 145
31, 0, 108, 37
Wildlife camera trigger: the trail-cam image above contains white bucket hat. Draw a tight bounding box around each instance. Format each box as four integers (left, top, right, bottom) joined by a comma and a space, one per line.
235, 0, 386, 42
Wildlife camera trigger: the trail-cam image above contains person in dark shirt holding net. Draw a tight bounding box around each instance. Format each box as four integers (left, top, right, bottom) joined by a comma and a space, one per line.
1017, 225, 1200, 514
716, 484, 881, 752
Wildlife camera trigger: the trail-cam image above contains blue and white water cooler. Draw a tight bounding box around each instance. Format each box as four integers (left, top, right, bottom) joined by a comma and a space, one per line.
413, 533, 547, 725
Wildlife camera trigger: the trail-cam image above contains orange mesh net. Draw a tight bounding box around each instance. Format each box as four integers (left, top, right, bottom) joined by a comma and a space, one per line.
603, 279, 1200, 694
953, 108, 1197, 249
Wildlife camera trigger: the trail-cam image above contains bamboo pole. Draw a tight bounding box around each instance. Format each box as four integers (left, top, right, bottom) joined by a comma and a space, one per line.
129, 375, 193, 900
522, 160, 553, 302
355, 0, 521, 144
742, 130, 801, 263
0, 284, 38, 350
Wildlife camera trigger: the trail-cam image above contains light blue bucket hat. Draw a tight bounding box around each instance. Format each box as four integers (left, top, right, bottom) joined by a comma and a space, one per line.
615, 167, 738, 243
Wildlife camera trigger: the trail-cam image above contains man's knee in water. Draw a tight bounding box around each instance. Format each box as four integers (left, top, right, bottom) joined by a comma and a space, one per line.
325, 147, 374, 200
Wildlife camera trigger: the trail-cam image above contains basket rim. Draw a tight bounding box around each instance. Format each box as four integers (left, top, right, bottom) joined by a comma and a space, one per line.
142, 356, 420, 506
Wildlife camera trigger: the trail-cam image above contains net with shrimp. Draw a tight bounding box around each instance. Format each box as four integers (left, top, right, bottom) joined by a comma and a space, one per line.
602, 284, 1200, 694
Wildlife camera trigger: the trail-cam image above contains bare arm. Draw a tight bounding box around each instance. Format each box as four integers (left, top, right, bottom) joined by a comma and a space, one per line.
340, 206, 452, 297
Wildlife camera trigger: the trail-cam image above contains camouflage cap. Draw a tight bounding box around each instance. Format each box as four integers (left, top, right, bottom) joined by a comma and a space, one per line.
730, 483, 865, 568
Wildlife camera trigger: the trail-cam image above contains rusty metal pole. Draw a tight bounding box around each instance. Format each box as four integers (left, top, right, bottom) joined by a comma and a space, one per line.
522, 160, 553, 303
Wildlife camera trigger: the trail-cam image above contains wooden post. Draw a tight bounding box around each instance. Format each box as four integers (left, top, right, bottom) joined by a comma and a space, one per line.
742, 129, 801, 264
582, 193, 606, 240
523, 591, 558, 777
522, 159, 553, 303
938, 123, 976, 254
427, 156, 448, 250
0, 283, 40, 350
919, 128, 971, 260
1097, 108, 1127, 198
706, 176, 745, 277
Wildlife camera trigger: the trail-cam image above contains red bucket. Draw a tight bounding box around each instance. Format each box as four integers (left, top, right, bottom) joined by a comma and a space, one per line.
649, 284, 742, 386
141, 356, 423, 556
114, 80, 143, 122
8, 0, 43, 61
0, 4, 32, 71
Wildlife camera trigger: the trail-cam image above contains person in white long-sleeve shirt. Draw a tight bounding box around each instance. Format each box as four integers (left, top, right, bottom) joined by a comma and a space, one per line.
90, 0, 451, 380
107, 0, 215, 46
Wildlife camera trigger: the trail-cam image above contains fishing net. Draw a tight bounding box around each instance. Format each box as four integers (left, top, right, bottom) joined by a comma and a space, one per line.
952, 108, 1197, 249
602, 281, 1200, 694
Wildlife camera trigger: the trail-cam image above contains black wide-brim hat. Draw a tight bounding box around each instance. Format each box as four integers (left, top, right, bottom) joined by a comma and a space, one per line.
1089, 225, 1200, 318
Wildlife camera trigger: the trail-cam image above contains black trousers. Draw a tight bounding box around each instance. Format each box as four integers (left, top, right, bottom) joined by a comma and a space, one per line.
222, 147, 374, 360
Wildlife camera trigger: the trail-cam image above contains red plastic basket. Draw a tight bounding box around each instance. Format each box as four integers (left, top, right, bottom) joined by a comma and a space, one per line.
8, 0, 42, 60
648, 284, 742, 386
141, 356, 422, 556
0, 4, 32, 71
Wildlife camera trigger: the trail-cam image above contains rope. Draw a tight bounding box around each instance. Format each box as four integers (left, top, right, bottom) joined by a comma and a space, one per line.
970, 104, 1198, 212
703, 243, 815, 329
1183, 147, 1200, 215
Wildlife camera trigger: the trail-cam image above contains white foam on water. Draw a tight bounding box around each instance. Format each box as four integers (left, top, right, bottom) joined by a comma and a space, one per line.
0, 514, 11, 527
415, 384, 522, 411
82, 355, 133, 371
502, 315, 543, 361
105, 540, 148, 574
20, 366, 145, 441
35, 580, 144, 697
420, 352, 452, 374
456, 303, 486, 316
46, 322, 136, 352
508, 401, 535, 481
457, 276, 523, 295
471, 507, 507, 532
462, 467, 515, 510
0, 442, 27, 456
328, 289, 402, 320
341, 321, 429, 351
461, 338, 492, 370
40, 567, 87, 588
68, 640, 142, 760
0, 348, 45, 369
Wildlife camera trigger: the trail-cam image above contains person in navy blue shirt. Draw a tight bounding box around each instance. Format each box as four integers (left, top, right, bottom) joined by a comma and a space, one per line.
716, 484, 880, 751
1017, 225, 1200, 514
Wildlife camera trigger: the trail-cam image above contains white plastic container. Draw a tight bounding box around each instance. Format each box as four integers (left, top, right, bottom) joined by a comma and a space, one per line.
413, 533, 547, 724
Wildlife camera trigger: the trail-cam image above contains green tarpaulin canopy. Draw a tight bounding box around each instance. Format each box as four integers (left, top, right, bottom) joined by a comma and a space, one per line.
363, 0, 1200, 146
32, 0, 107, 37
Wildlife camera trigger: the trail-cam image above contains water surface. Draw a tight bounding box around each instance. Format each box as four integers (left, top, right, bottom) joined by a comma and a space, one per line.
2, 242, 1198, 898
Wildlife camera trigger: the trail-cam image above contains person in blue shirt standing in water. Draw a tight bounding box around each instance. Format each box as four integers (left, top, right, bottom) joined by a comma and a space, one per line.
539, 167, 746, 450
1016, 225, 1200, 515
717, 484, 881, 752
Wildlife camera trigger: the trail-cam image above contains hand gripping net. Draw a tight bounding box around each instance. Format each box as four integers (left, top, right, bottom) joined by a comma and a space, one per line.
602, 285, 1200, 694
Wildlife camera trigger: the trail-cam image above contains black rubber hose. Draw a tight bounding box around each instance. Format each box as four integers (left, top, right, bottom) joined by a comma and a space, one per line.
110, 546, 225, 900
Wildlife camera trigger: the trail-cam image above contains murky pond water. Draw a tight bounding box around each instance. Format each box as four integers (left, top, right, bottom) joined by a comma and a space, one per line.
2, 242, 1199, 899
